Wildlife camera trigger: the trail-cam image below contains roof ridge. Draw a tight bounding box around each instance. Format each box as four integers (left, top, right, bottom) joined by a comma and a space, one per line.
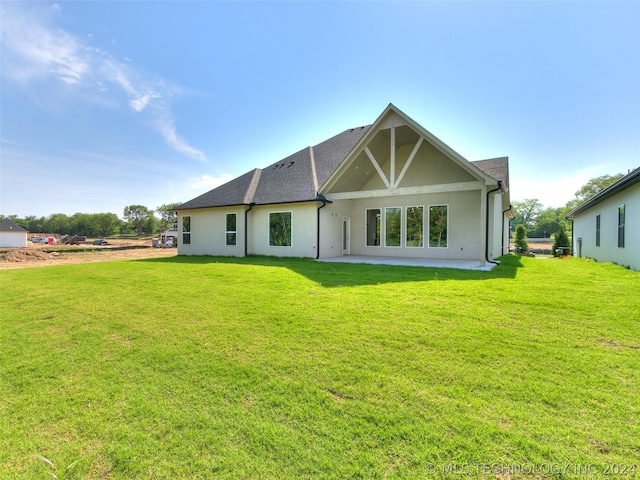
309, 146, 319, 193
244, 168, 262, 204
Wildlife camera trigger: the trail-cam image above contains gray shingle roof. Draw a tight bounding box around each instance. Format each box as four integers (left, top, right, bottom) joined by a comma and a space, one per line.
0, 218, 28, 232
472, 157, 509, 187
177, 126, 370, 210
176, 113, 509, 212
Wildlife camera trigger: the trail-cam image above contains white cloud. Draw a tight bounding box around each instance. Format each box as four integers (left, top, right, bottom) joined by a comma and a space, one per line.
0, 3, 206, 162
191, 174, 234, 191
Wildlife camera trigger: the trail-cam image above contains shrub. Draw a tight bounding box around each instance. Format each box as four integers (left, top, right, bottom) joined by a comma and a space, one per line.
553, 224, 571, 256
515, 224, 529, 253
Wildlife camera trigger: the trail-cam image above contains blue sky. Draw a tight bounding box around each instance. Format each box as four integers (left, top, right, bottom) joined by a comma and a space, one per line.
1, 1, 639, 218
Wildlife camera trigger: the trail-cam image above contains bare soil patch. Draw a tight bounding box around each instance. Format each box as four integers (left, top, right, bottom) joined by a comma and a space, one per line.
0, 239, 176, 270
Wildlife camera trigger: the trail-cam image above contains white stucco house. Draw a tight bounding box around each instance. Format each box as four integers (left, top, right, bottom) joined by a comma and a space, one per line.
566, 167, 639, 271
0, 218, 28, 248
176, 104, 513, 266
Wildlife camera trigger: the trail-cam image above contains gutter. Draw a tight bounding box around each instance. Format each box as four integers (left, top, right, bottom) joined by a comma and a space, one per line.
315, 194, 332, 260
502, 204, 513, 255
244, 202, 255, 257
485, 181, 503, 265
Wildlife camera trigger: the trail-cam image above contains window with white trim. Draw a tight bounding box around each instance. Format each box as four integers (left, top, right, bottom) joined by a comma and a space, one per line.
406, 206, 424, 247
182, 216, 191, 245
226, 213, 237, 246
385, 207, 401, 247
269, 211, 292, 247
366, 208, 381, 246
428, 205, 448, 248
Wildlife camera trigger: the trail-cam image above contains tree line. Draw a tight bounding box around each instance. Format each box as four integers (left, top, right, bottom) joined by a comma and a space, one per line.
510, 174, 624, 255
510, 174, 624, 238
1, 203, 181, 238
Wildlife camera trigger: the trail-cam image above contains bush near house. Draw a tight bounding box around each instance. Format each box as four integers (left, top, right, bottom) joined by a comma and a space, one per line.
1, 256, 638, 479
514, 224, 529, 253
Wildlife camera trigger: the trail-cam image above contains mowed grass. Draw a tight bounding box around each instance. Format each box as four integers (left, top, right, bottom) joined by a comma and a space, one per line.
1, 255, 638, 479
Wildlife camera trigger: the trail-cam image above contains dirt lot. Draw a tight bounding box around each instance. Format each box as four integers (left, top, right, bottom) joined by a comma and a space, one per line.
0, 239, 177, 270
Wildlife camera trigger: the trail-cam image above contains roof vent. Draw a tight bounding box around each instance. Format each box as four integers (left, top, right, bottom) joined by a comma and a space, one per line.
287, 161, 295, 168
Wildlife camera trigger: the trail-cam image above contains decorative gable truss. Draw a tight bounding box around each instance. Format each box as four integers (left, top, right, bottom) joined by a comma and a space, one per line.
322, 106, 498, 200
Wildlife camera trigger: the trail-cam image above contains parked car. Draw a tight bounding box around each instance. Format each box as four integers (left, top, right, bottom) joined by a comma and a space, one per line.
93, 239, 108, 245
30, 237, 45, 244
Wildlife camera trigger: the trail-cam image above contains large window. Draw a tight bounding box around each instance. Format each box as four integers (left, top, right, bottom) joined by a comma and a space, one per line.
385, 207, 401, 247
618, 205, 625, 248
595, 214, 601, 247
429, 205, 448, 248
182, 216, 191, 245
226, 213, 237, 246
269, 211, 292, 247
406, 206, 424, 247
366, 208, 381, 246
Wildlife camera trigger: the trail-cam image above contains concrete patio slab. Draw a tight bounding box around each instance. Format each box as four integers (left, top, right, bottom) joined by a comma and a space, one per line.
318, 256, 497, 271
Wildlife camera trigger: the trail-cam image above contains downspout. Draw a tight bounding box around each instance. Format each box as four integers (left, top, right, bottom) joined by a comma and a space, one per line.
315, 194, 332, 260
244, 203, 254, 257
485, 181, 503, 265
502, 204, 513, 255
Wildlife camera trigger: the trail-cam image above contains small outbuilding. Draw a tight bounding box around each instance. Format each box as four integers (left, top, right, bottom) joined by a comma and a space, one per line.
0, 218, 28, 248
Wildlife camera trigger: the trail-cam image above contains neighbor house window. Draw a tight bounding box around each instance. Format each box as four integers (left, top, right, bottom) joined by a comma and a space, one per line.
366, 208, 381, 246
182, 216, 191, 245
618, 205, 625, 248
595, 214, 600, 247
269, 211, 292, 247
226, 213, 237, 246
429, 205, 448, 248
385, 207, 401, 247
406, 206, 424, 247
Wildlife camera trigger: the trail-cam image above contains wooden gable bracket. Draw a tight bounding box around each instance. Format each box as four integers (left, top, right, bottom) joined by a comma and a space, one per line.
364, 146, 390, 189
393, 135, 423, 189
365, 126, 426, 191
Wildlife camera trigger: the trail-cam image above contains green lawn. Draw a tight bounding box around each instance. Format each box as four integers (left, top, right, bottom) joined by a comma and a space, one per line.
1, 255, 638, 479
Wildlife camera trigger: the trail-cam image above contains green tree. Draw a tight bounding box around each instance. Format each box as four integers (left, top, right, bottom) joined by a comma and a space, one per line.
530, 207, 563, 237
512, 199, 543, 233
552, 224, 570, 256
94, 213, 122, 237
123, 205, 153, 236
156, 203, 181, 231
515, 224, 529, 253
565, 174, 624, 212
45, 213, 71, 234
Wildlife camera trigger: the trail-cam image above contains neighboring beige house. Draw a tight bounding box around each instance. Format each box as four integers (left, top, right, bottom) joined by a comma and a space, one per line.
566, 167, 639, 271
0, 218, 28, 248
176, 104, 512, 266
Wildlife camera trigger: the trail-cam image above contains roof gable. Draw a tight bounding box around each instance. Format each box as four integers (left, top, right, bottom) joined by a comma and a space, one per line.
321, 104, 499, 196
0, 218, 28, 233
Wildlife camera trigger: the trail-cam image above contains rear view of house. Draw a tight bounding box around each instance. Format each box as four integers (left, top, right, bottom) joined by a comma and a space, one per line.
567, 167, 639, 271
176, 104, 512, 267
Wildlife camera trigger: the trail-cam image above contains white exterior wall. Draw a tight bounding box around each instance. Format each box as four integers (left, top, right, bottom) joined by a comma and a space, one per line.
488, 192, 506, 261
248, 203, 319, 258
319, 190, 483, 260
177, 207, 245, 257
572, 183, 640, 271
0, 231, 27, 248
